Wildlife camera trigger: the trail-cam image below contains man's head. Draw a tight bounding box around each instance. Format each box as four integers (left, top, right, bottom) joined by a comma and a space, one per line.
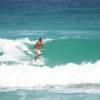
39, 37, 42, 42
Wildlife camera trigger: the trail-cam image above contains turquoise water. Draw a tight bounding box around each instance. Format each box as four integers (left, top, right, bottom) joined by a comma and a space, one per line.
0, 0, 100, 100
45, 38, 100, 66
0, 89, 100, 100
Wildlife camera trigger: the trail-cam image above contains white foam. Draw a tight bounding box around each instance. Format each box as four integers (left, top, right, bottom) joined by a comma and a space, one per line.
0, 38, 53, 63
0, 61, 100, 88
0, 38, 100, 88
0, 38, 30, 62
43, 38, 54, 43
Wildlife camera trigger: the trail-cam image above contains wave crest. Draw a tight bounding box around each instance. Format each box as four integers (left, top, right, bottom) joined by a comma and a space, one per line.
0, 61, 100, 88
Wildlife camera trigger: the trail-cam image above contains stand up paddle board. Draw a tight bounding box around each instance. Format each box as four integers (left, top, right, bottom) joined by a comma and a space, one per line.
32, 59, 44, 66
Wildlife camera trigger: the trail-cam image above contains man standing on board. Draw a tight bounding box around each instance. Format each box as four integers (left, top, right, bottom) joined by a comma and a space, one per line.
34, 38, 44, 61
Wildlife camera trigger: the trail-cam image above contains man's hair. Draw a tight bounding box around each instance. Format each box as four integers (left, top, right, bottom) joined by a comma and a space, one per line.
39, 38, 42, 41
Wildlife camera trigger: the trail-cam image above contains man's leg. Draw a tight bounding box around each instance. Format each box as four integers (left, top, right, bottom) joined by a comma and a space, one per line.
34, 49, 41, 61
35, 54, 41, 61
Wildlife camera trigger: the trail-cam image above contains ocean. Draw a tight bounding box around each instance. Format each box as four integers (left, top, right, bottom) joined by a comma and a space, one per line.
0, 0, 100, 100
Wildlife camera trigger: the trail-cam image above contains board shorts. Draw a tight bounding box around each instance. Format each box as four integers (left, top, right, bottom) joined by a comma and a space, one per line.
35, 49, 41, 55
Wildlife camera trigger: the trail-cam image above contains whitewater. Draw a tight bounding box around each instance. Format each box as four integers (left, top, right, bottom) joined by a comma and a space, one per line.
0, 61, 100, 88
0, 38, 100, 89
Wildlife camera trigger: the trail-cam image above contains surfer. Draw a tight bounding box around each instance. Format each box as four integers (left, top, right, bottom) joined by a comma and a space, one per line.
34, 38, 44, 61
